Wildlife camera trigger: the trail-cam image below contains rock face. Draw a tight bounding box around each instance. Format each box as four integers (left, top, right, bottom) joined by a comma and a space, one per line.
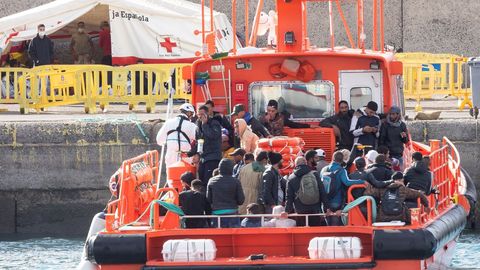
1, 0, 480, 56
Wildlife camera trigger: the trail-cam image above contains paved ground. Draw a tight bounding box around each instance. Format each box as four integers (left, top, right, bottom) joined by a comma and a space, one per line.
0, 97, 476, 122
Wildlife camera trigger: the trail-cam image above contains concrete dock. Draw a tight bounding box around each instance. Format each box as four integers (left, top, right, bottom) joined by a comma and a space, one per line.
0, 100, 478, 235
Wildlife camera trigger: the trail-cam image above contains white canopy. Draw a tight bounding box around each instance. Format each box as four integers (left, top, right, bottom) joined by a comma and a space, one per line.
0, 0, 239, 64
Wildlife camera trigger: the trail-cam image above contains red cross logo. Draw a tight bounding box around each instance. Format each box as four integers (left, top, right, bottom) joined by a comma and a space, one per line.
160, 37, 177, 53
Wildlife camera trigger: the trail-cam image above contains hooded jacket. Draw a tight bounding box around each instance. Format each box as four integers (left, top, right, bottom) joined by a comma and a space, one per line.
379, 118, 409, 158
235, 118, 259, 153
285, 164, 330, 214
206, 159, 245, 211
404, 161, 433, 195
261, 165, 286, 206
238, 161, 266, 214
366, 162, 393, 182
364, 182, 429, 222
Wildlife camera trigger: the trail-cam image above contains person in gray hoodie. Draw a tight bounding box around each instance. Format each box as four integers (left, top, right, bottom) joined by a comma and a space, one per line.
207, 158, 245, 228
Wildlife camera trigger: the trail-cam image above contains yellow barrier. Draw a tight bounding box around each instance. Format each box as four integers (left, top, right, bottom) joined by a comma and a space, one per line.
0, 64, 192, 114
396, 53, 472, 112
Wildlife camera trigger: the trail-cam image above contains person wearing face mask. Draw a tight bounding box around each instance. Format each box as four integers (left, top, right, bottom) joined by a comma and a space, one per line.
70, 21, 94, 64
28, 24, 54, 66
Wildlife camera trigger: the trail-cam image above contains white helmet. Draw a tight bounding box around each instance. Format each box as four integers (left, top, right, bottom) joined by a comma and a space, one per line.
179, 103, 195, 114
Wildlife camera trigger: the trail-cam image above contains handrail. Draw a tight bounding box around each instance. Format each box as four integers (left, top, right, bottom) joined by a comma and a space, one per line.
180, 213, 346, 228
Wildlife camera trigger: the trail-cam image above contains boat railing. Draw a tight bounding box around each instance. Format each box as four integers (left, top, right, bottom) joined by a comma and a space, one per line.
200, 0, 386, 56
180, 213, 347, 228
410, 138, 461, 225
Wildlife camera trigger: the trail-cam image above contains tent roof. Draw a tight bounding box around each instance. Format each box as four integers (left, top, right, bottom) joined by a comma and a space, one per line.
0, 0, 223, 34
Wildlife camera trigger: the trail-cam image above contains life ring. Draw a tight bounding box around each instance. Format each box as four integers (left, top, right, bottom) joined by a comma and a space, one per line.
257, 136, 304, 148
275, 146, 303, 155
269, 63, 287, 79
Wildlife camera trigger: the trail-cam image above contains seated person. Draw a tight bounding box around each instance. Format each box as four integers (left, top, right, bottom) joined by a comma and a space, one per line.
263, 205, 296, 228
364, 172, 430, 224
180, 171, 196, 191
179, 180, 212, 228
366, 154, 393, 182
241, 203, 264, 228
404, 152, 433, 195
260, 99, 310, 136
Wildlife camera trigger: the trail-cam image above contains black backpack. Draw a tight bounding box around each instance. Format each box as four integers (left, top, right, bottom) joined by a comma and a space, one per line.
381, 187, 404, 216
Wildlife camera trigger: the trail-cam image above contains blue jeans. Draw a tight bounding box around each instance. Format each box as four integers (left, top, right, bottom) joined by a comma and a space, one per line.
212, 215, 240, 228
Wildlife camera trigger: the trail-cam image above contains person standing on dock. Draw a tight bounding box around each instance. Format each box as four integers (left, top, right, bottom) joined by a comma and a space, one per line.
98, 21, 112, 65
28, 24, 54, 66
156, 103, 197, 168
70, 21, 93, 64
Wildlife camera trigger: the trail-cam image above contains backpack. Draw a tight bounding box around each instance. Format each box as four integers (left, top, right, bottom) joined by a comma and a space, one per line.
381, 187, 404, 216
321, 168, 342, 199
296, 171, 320, 205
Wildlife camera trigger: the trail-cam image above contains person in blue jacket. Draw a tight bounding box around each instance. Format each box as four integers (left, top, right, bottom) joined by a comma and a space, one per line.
321, 151, 364, 225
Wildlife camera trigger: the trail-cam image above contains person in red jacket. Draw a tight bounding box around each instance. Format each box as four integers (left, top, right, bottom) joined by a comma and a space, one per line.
99, 21, 112, 65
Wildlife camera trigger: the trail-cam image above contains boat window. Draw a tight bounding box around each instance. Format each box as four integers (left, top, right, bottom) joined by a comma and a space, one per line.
250, 80, 335, 121
350, 87, 372, 110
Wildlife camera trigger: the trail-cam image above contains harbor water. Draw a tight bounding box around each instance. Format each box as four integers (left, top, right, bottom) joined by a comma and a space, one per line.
0, 231, 479, 269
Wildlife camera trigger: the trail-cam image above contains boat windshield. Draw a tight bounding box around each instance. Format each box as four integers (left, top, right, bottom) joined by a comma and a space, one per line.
250, 80, 335, 121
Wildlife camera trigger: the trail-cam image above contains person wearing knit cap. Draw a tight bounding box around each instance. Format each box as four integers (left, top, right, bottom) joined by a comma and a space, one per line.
260, 99, 310, 136
379, 105, 409, 170
261, 151, 286, 213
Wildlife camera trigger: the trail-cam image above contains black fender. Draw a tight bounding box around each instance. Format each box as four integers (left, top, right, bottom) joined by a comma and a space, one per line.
461, 167, 477, 229
373, 205, 467, 260
87, 233, 146, 264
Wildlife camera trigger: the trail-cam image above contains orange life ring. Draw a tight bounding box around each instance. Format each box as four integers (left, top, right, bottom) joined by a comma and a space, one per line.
275, 146, 303, 155
269, 63, 287, 79
257, 137, 304, 148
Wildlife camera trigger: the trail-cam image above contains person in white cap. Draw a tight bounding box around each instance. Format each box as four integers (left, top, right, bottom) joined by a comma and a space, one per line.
156, 103, 197, 167
315, 149, 329, 173
365, 150, 379, 168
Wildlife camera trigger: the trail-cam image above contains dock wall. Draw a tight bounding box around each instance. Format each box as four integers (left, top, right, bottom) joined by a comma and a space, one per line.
0, 120, 478, 235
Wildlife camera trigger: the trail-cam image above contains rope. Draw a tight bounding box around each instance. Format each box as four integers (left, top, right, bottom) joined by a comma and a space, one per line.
341, 196, 377, 225
76, 113, 150, 143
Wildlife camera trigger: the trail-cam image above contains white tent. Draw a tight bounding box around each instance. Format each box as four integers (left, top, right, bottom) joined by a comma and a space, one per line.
0, 0, 238, 64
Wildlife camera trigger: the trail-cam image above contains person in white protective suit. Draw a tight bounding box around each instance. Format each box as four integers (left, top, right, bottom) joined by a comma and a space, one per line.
156, 103, 197, 167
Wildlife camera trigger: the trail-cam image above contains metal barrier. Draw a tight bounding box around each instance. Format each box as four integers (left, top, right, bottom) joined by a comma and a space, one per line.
396, 53, 472, 112
0, 64, 192, 114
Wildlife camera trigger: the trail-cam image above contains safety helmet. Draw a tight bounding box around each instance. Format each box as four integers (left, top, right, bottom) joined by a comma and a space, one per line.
179, 103, 195, 113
